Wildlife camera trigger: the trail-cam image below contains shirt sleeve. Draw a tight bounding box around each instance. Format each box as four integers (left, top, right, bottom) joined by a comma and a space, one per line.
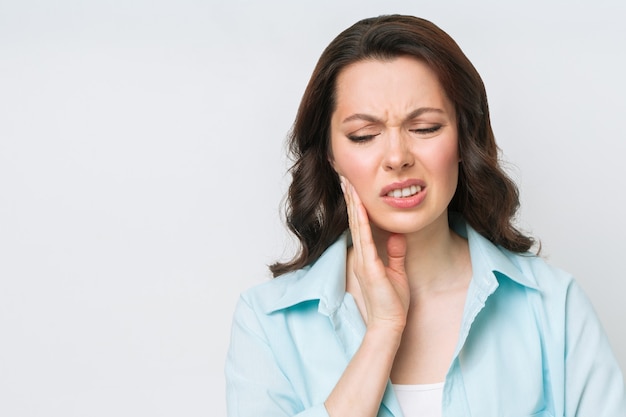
225, 295, 330, 417
564, 280, 626, 416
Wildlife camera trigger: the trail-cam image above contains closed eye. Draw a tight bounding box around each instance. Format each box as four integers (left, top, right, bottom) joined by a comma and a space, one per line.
410, 125, 441, 135
347, 133, 380, 143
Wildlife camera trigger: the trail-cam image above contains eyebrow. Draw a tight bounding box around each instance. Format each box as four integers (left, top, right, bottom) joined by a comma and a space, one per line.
341, 107, 445, 124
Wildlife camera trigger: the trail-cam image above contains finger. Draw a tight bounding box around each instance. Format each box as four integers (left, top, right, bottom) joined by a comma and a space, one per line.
386, 233, 407, 275
341, 177, 365, 268
340, 176, 357, 238
343, 178, 381, 278
344, 178, 364, 265
351, 187, 376, 264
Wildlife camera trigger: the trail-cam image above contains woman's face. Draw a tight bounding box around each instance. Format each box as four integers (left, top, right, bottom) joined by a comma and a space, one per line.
330, 56, 459, 236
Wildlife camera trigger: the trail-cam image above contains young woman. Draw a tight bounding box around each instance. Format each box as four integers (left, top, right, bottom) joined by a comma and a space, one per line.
225, 15, 626, 417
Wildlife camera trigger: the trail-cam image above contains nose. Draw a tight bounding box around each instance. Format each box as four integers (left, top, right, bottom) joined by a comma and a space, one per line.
383, 131, 414, 171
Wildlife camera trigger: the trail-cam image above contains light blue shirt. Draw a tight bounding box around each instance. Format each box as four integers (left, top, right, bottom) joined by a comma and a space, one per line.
225, 218, 626, 416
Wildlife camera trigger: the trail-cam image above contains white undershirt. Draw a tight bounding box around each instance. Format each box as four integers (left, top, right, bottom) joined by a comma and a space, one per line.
392, 383, 444, 417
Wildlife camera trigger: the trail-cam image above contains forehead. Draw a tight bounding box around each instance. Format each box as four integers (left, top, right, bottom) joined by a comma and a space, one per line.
333, 56, 452, 117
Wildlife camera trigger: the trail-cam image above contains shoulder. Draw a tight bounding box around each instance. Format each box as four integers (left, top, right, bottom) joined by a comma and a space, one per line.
503, 249, 574, 292
495, 247, 600, 330
238, 268, 311, 314
238, 232, 350, 316
462, 216, 574, 297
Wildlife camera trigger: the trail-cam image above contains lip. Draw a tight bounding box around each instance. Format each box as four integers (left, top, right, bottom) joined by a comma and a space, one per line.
380, 179, 426, 197
380, 179, 427, 209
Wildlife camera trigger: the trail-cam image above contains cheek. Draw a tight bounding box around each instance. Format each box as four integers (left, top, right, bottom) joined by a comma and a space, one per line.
333, 153, 380, 204
430, 133, 459, 168
335, 152, 378, 183
442, 145, 460, 190
334, 155, 364, 185
331, 141, 373, 178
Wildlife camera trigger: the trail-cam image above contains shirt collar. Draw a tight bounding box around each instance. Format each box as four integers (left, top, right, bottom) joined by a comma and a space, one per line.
264, 216, 538, 315
450, 214, 539, 292
264, 232, 349, 315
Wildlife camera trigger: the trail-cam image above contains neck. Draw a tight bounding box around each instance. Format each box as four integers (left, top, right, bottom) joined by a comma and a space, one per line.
371, 213, 470, 293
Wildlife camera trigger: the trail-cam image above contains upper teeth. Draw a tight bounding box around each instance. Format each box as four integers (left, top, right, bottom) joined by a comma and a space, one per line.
387, 185, 422, 198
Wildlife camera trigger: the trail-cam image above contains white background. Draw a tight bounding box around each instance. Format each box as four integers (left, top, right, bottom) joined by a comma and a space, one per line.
1, 0, 624, 415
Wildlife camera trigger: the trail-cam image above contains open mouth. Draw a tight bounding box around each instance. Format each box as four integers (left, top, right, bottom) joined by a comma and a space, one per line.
386, 185, 422, 198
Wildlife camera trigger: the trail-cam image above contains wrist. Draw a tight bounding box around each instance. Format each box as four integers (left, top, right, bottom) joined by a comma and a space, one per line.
364, 321, 405, 348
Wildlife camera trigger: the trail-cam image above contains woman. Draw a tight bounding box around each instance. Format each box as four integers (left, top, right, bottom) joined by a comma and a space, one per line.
225, 15, 626, 417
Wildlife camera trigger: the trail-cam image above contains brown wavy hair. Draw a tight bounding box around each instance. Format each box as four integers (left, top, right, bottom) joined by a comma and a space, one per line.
270, 15, 534, 277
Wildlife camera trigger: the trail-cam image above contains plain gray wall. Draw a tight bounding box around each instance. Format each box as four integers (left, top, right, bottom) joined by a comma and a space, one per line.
1, 1, 624, 416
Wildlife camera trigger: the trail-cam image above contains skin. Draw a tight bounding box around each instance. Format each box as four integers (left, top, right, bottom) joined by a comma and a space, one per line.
330, 56, 459, 240
325, 56, 472, 416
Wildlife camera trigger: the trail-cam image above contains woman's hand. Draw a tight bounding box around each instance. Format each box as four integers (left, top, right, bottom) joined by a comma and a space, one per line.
324, 177, 410, 416
341, 176, 410, 334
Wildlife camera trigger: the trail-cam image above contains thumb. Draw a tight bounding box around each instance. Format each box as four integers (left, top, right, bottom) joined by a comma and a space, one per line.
386, 233, 407, 273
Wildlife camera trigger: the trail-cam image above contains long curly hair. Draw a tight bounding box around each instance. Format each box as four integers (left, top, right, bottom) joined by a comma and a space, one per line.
270, 15, 534, 277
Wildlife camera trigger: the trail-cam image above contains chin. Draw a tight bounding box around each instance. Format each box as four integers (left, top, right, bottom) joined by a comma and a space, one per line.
371, 220, 427, 236
370, 211, 449, 236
